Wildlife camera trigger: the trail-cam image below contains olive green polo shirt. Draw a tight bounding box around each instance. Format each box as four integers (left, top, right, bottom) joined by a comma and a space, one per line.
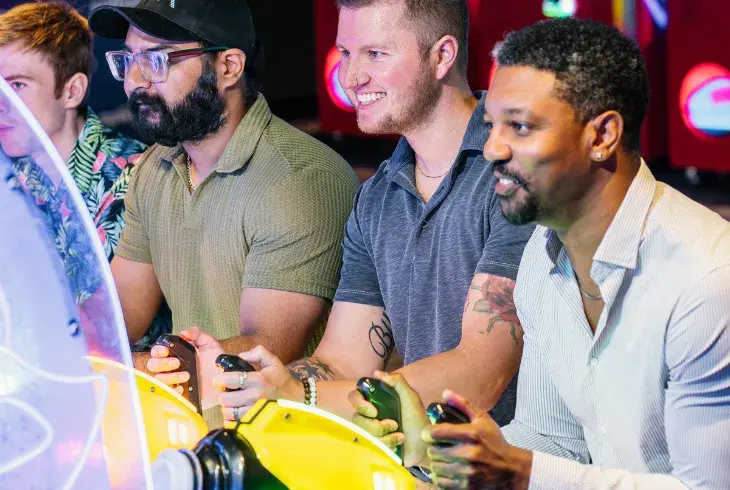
116, 95, 358, 341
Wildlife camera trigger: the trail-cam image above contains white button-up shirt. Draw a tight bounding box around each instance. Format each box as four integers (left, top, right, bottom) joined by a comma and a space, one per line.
502, 162, 730, 489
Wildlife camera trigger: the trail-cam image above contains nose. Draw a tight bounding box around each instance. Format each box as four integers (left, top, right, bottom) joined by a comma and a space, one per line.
483, 125, 512, 163
123, 60, 151, 96
339, 55, 369, 90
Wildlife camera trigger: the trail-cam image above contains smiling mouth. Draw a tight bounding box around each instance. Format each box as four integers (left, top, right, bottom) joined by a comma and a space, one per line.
494, 171, 527, 197
355, 92, 386, 108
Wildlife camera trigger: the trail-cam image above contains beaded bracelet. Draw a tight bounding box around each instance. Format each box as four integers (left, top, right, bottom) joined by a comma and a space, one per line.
302, 376, 317, 407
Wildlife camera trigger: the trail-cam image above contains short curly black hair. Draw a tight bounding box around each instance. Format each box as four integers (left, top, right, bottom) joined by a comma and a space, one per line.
493, 18, 649, 154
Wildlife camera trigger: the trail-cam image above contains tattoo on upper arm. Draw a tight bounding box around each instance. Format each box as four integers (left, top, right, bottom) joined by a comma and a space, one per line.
470, 277, 521, 347
368, 311, 394, 365
287, 357, 336, 381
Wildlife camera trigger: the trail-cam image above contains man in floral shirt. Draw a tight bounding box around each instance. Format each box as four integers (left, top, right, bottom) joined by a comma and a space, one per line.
0, 2, 168, 347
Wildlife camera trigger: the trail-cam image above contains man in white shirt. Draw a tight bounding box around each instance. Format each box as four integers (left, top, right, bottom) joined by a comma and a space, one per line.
350, 17, 730, 489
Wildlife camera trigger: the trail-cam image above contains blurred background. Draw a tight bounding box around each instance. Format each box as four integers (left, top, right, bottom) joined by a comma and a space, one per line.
1, 0, 728, 217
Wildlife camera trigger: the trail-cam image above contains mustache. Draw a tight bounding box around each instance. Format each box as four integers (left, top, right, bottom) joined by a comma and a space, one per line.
128, 90, 167, 113
492, 161, 528, 186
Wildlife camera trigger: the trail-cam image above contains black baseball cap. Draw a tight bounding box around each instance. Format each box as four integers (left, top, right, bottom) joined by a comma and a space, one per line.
88, 0, 256, 57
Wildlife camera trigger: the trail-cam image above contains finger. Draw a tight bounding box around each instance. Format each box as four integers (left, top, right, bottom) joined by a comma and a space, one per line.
347, 389, 377, 418
155, 371, 191, 386
427, 442, 481, 465
218, 389, 262, 409
352, 414, 399, 437
221, 405, 253, 422
150, 345, 170, 358
442, 389, 478, 421
175, 385, 184, 395
212, 371, 255, 391
374, 371, 426, 412
430, 461, 475, 480
424, 423, 482, 445
179, 326, 201, 343
147, 356, 180, 373
377, 432, 405, 449
431, 474, 467, 490
239, 345, 282, 369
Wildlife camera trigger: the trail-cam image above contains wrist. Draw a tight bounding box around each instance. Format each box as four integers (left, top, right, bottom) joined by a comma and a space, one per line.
282, 377, 306, 403
509, 446, 533, 490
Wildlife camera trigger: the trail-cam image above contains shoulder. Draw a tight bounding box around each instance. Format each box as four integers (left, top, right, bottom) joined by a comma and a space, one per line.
259, 116, 358, 187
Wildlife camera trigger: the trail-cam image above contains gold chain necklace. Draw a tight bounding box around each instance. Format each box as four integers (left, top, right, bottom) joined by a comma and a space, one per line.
186, 154, 196, 192
415, 162, 450, 179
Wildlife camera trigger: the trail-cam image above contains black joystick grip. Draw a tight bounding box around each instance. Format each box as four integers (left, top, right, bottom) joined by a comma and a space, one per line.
215, 354, 256, 392
356, 377, 403, 460
155, 334, 201, 413
426, 402, 469, 447
426, 402, 470, 425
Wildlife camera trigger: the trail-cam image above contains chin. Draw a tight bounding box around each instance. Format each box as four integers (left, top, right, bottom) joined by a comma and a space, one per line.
499, 197, 538, 226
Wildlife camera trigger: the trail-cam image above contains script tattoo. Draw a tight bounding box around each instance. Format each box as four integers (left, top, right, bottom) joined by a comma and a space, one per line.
287, 357, 336, 381
368, 311, 394, 364
471, 277, 521, 347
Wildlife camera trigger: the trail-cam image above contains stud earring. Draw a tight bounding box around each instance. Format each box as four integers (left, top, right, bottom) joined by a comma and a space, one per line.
595, 152, 604, 161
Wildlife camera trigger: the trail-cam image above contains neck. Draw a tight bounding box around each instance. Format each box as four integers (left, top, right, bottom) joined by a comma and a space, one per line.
556, 156, 641, 268
405, 86, 477, 174
184, 94, 248, 180
51, 110, 86, 163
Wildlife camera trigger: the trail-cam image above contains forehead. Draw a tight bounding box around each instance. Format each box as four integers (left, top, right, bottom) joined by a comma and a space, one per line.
124, 26, 197, 50
336, 3, 417, 47
485, 65, 565, 117
0, 41, 54, 80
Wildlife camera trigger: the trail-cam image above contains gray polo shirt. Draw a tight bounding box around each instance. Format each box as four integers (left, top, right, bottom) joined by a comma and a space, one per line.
334, 92, 534, 424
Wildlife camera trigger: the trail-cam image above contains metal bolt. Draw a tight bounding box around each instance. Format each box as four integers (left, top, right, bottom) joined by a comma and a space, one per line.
149, 386, 155, 393
284, 413, 291, 420
353, 437, 359, 443
67, 320, 79, 336
169, 342, 175, 349
188, 386, 193, 392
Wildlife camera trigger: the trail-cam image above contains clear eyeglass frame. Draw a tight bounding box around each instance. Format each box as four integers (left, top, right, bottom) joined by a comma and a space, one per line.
105, 46, 228, 83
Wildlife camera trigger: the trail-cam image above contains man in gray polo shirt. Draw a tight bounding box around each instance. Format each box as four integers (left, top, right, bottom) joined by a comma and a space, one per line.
209, 0, 534, 435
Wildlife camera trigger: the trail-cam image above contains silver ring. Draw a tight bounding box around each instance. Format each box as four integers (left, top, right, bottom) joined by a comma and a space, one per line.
233, 406, 240, 421
237, 371, 247, 389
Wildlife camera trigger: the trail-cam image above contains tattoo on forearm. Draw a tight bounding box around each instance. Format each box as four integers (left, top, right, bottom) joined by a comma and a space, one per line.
287, 357, 336, 381
368, 311, 394, 364
471, 277, 521, 347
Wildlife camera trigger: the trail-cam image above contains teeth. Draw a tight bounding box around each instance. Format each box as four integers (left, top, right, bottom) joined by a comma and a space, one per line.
499, 178, 516, 185
356, 92, 386, 105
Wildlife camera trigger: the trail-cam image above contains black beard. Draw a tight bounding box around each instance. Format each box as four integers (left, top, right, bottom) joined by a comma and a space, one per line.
128, 66, 226, 147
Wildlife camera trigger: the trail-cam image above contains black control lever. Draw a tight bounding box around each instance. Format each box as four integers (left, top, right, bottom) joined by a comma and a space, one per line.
155, 334, 201, 413
426, 402, 470, 447
215, 354, 255, 391
356, 377, 403, 460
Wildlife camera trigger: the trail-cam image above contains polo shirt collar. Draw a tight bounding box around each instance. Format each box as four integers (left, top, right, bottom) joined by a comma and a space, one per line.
384, 91, 488, 180
161, 93, 272, 174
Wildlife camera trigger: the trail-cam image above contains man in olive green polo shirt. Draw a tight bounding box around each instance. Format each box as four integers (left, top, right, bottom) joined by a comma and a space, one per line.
89, 0, 358, 417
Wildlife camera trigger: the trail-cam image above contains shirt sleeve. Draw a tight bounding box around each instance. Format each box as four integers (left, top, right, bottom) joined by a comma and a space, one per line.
501, 311, 591, 462
526, 266, 730, 490
332, 184, 385, 307
475, 186, 535, 280
242, 169, 357, 300
114, 162, 152, 264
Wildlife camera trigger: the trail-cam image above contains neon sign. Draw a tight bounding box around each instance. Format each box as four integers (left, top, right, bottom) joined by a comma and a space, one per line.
679, 63, 730, 139
324, 46, 354, 112
542, 0, 577, 18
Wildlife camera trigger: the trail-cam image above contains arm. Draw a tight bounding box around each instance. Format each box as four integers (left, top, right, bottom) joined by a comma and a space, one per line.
524, 268, 730, 490
395, 272, 522, 411
111, 256, 163, 345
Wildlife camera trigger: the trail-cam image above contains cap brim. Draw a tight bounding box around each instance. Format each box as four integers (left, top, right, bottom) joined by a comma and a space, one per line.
89, 6, 202, 43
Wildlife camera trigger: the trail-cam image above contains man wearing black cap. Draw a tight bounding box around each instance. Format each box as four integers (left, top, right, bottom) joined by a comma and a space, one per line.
89, 0, 359, 425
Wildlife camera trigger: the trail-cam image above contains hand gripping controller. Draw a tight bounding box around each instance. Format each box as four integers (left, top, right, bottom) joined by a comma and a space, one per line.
356, 377, 403, 460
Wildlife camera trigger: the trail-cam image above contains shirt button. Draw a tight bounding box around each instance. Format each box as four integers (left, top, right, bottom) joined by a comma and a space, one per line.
590, 357, 598, 367
421, 220, 428, 230
600, 426, 607, 435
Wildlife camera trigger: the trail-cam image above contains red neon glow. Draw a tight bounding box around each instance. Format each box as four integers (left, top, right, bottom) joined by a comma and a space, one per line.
324, 46, 355, 112
679, 63, 730, 139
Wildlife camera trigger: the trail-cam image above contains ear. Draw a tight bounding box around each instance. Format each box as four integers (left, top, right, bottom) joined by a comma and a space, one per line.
216, 48, 246, 90
586, 110, 624, 163
431, 35, 459, 81
62, 73, 89, 110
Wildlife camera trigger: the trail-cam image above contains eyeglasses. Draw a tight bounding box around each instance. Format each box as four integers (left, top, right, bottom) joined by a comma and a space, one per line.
105, 46, 228, 83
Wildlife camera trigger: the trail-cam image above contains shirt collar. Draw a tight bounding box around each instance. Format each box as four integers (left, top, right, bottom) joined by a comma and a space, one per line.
384, 91, 488, 180
161, 93, 272, 174
544, 159, 656, 269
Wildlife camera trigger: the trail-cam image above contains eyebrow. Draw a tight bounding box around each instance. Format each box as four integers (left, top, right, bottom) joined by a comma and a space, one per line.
3, 74, 34, 82
121, 43, 178, 53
